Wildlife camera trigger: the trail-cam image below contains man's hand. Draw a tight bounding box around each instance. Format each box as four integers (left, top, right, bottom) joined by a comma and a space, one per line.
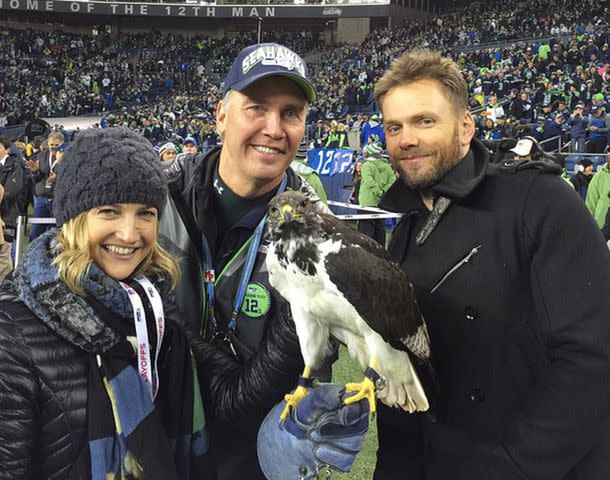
47, 172, 57, 184
257, 384, 370, 480
25, 159, 39, 173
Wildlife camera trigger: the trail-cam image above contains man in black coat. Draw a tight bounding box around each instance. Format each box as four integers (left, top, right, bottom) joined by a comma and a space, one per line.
0, 135, 31, 248
373, 50, 610, 480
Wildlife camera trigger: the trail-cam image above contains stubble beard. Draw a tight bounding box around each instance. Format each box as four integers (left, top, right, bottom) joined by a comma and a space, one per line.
398, 129, 463, 191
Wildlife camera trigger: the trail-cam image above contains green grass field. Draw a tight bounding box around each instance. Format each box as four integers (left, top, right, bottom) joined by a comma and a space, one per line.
330, 346, 378, 480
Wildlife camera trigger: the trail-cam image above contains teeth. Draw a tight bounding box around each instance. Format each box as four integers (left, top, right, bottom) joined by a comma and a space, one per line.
254, 145, 280, 154
105, 245, 135, 255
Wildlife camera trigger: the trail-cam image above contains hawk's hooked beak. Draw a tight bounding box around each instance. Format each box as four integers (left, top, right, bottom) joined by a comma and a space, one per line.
280, 204, 293, 222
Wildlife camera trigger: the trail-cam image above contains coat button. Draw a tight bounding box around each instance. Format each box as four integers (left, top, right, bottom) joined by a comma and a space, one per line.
464, 306, 478, 321
469, 388, 485, 403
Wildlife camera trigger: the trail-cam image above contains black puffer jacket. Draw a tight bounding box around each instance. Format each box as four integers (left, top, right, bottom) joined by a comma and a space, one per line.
0, 288, 302, 480
0, 292, 88, 479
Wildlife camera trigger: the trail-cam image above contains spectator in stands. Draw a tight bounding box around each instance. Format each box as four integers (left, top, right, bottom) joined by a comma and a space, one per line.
588, 105, 608, 153
586, 149, 610, 228
201, 125, 221, 152
374, 49, 610, 480
568, 104, 589, 153
182, 136, 199, 155
507, 89, 523, 118
325, 120, 348, 149
159, 43, 334, 480
517, 92, 534, 123
541, 112, 568, 151
0, 127, 210, 479
509, 136, 542, 161
0, 135, 31, 255
27, 131, 64, 241
485, 94, 505, 121
357, 142, 395, 245
360, 114, 385, 148
159, 142, 178, 164
479, 117, 502, 141
310, 119, 326, 147
290, 140, 327, 204
570, 158, 595, 200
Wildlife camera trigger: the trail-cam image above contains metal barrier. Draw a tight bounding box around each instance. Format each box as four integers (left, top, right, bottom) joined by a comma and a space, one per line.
14, 216, 56, 268
539, 134, 563, 151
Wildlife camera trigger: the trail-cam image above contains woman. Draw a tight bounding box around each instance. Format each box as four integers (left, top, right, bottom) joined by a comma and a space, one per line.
479, 117, 500, 141
0, 127, 210, 479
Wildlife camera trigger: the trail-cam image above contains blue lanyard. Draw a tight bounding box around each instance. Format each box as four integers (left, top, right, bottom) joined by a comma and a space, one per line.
201, 174, 287, 335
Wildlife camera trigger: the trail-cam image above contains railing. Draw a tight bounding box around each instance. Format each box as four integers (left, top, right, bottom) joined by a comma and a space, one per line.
14, 217, 55, 268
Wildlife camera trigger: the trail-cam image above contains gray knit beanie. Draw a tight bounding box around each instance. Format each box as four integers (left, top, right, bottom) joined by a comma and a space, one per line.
54, 127, 168, 226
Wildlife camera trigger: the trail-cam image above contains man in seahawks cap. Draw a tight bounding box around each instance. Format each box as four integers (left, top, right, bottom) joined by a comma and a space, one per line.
222, 42, 317, 102
159, 43, 340, 480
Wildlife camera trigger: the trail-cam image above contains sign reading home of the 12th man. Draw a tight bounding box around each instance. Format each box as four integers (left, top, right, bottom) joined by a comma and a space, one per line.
0, 0, 389, 17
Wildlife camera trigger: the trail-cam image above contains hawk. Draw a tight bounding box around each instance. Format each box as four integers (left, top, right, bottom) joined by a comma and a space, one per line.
266, 190, 433, 420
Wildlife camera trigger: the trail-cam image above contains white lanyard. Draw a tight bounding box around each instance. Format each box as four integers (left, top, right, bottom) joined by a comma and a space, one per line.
119, 276, 165, 400
50, 152, 58, 172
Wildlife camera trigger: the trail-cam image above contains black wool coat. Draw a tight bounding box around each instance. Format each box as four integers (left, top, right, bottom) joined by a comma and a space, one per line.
375, 140, 610, 480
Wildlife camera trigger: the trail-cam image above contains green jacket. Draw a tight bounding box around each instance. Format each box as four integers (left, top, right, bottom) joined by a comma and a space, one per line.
290, 160, 328, 204
358, 156, 395, 207
586, 163, 610, 227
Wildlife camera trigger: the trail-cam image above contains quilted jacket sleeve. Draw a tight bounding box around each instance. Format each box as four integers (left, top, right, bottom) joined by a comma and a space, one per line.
0, 313, 38, 479
187, 304, 304, 432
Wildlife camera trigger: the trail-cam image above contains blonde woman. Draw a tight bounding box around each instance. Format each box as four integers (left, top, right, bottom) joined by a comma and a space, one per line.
0, 128, 211, 479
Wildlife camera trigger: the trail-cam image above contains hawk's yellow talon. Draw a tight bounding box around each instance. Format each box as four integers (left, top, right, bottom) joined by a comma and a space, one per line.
345, 376, 377, 414
280, 385, 309, 422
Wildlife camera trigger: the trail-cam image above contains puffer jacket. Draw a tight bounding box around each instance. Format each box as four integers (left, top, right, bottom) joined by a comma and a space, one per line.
0, 291, 88, 479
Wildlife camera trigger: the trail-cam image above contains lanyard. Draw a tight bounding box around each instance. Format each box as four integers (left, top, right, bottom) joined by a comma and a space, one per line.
201, 174, 287, 335
119, 276, 165, 401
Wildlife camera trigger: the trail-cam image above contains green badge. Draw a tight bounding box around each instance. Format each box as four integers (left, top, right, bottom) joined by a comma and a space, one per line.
241, 282, 271, 318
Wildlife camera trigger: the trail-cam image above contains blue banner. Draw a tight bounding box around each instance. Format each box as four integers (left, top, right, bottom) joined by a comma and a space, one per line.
307, 148, 353, 176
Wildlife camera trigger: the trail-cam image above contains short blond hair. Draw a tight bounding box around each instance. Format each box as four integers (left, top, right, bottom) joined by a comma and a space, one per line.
52, 211, 180, 295
374, 50, 468, 113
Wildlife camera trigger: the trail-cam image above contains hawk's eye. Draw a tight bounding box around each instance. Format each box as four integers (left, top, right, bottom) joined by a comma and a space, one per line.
270, 206, 280, 215
299, 199, 309, 209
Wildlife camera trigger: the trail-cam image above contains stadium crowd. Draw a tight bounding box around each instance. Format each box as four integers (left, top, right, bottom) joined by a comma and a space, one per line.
1, 0, 608, 143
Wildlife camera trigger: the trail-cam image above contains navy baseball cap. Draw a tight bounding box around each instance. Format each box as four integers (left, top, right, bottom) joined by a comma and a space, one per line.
222, 43, 317, 102
182, 136, 198, 146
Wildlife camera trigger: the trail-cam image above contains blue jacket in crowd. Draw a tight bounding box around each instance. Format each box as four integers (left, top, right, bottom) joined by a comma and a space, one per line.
568, 115, 588, 139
